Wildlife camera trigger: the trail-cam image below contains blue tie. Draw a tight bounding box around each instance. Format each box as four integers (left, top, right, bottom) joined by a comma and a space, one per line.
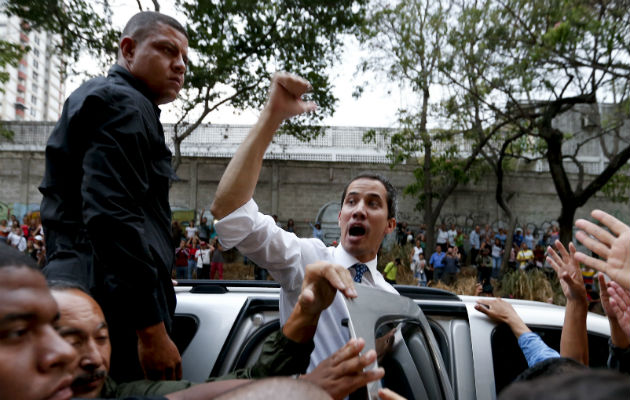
352, 263, 369, 283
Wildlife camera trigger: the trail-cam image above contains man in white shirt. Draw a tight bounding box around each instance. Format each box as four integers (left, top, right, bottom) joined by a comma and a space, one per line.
210, 73, 398, 370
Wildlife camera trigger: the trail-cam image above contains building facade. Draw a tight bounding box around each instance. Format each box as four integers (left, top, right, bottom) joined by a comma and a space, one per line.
0, 12, 65, 121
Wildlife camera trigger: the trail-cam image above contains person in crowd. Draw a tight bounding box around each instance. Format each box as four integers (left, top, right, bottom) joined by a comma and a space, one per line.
469, 225, 481, 266
517, 242, 534, 270
455, 228, 466, 264
549, 225, 560, 244
476, 247, 493, 284
185, 220, 197, 240
429, 245, 446, 282
443, 246, 460, 285
436, 223, 449, 250
285, 218, 295, 233
186, 236, 199, 279
309, 221, 324, 242
210, 72, 399, 370
8, 224, 27, 252
383, 258, 400, 285
410, 238, 422, 273
196, 241, 212, 279
210, 238, 225, 280
49, 261, 384, 399
533, 243, 546, 268
491, 238, 503, 278
524, 229, 535, 250
174, 239, 189, 279
0, 219, 10, 243
172, 220, 184, 248
416, 253, 428, 287
197, 209, 211, 243
495, 227, 507, 246
447, 223, 457, 249
513, 228, 524, 248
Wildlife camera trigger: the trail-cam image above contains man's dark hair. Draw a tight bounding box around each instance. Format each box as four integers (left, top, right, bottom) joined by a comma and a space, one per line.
341, 173, 397, 219
0, 242, 37, 270
120, 11, 187, 44
513, 357, 586, 382
499, 368, 629, 400
47, 279, 90, 295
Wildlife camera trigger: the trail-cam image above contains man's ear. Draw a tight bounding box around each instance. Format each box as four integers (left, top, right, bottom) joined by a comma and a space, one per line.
385, 218, 396, 234
119, 37, 136, 63
338, 211, 341, 227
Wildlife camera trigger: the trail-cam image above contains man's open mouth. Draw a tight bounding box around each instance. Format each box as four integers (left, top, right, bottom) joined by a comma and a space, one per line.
349, 225, 366, 237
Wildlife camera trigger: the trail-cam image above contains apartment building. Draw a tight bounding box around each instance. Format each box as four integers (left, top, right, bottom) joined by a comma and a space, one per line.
0, 12, 65, 121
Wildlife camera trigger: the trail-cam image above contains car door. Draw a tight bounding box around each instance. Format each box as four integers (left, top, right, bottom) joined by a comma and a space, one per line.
345, 285, 456, 400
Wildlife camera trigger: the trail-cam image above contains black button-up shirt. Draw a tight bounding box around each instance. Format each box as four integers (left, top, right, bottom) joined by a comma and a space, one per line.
39, 65, 177, 331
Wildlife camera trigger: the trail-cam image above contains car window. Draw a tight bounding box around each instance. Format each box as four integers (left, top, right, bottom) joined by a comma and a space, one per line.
491, 324, 610, 394
345, 285, 455, 400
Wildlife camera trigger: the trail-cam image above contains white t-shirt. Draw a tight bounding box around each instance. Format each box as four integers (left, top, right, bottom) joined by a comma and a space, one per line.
185, 226, 197, 239
437, 229, 449, 244
216, 199, 398, 371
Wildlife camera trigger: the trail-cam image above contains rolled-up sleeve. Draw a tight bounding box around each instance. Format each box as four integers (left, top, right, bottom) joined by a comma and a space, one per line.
518, 332, 560, 367
215, 199, 326, 292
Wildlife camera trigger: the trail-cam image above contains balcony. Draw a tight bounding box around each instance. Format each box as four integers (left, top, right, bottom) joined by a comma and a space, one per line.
17, 83, 26, 93
15, 97, 26, 110
18, 71, 27, 80
19, 32, 29, 43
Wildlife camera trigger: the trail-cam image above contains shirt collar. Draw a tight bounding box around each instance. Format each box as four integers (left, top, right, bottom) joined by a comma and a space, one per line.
334, 245, 378, 272
108, 65, 162, 116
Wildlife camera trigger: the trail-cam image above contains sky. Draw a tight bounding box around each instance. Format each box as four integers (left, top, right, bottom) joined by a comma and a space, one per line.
65, 0, 409, 128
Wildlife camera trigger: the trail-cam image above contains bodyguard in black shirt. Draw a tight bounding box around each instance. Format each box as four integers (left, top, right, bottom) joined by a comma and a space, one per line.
39, 11, 188, 383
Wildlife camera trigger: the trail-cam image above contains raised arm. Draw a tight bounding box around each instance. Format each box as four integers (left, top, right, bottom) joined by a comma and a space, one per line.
210, 73, 316, 219
546, 241, 589, 365
574, 209, 630, 290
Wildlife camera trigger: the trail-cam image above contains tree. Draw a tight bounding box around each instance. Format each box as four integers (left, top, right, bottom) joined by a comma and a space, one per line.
477, 0, 630, 245
361, 0, 493, 253
171, 0, 369, 171
5, 0, 369, 173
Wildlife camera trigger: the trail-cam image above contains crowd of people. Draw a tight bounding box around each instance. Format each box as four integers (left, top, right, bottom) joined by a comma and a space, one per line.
399, 221, 576, 290
1, 10, 629, 400
0, 210, 45, 267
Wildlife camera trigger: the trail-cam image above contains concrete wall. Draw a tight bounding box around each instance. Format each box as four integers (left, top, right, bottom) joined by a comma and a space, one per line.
4, 150, 627, 238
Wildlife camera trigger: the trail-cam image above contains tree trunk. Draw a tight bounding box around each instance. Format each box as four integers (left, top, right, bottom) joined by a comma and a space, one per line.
557, 204, 577, 247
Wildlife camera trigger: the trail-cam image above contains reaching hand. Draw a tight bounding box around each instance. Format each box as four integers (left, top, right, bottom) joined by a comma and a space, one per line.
475, 297, 530, 337
301, 338, 384, 400
265, 72, 317, 123
298, 262, 356, 317
137, 322, 182, 380
546, 241, 587, 304
607, 280, 630, 340
574, 210, 630, 290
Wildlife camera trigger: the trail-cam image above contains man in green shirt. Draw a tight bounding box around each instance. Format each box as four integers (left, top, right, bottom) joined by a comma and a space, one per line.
384, 258, 400, 285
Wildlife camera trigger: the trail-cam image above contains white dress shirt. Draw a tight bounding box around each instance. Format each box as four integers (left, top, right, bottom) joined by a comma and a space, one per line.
215, 199, 398, 370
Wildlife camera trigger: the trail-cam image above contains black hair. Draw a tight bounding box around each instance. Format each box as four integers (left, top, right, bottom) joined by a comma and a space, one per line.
47, 279, 91, 295
499, 367, 629, 400
0, 242, 38, 270
340, 173, 397, 220
513, 357, 586, 382
120, 11, 187, 44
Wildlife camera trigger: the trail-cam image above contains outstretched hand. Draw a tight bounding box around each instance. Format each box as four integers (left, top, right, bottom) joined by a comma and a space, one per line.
298, 261, 357, 317
475, 297, 530, 337
546, 241, 587, 303
606, 279, 630, 340
574, 210, 630, 290
302, 338, 384, 400
265, 72, 317, 123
